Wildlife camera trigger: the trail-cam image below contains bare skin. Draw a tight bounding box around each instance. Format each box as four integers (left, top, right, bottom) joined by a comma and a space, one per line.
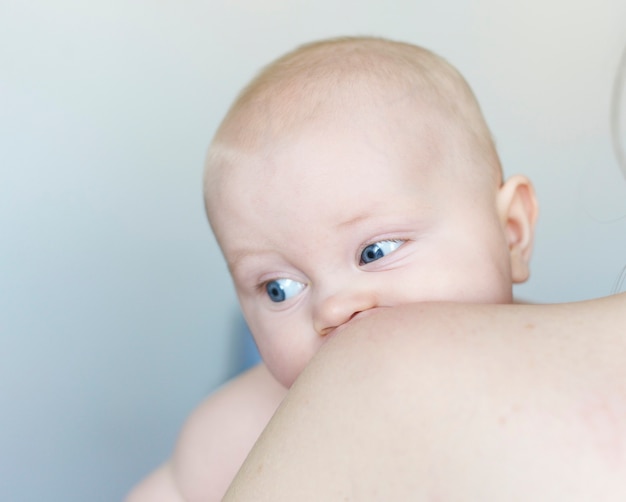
127, 37, 622, 500
225, 294, 626, 501
126, 364, 286, 502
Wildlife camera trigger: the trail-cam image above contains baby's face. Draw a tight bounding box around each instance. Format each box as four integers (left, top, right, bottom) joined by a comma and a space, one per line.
209, 109, 516, 388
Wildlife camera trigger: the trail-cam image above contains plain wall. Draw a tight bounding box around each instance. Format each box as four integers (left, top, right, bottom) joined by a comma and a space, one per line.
1, 1, 625, 500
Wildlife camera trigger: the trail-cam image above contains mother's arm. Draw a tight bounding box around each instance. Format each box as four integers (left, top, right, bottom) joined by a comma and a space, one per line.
225, 294, 626, 501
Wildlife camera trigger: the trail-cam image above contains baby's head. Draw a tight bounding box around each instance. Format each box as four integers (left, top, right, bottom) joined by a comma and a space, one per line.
204, 37, 538, 387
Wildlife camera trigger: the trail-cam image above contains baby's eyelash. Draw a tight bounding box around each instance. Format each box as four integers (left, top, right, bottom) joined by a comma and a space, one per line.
359, 239, 406, 265
257, 277, 307, 303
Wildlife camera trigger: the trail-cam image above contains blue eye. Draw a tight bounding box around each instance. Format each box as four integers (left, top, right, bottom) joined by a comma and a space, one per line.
360, 240, 403, 264
265, 278, 306, 303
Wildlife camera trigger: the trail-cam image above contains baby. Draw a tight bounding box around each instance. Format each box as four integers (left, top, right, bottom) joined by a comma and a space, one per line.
128, 36, 538, 501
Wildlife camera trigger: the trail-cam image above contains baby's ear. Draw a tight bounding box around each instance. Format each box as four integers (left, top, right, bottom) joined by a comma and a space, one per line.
496, 175, 539, 283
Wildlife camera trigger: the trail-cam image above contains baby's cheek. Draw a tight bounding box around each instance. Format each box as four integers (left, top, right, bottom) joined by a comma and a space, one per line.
470, 269, 514, 304
256, 341, 306, 388
437, 266, 512, 305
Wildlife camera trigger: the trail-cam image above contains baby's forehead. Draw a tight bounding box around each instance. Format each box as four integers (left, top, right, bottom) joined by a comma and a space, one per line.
211, 72, 456, 183
205, 93, 460, 221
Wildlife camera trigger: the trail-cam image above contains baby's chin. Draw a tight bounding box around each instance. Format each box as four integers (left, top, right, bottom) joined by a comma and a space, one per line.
271, 368, 301, 389
263, 358, 306, 389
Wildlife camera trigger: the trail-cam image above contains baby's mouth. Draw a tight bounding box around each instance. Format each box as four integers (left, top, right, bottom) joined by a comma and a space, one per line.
326, 307, 387, 339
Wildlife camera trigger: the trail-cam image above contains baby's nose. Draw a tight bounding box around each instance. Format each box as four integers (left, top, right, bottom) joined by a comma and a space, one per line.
314, 289, 377, 336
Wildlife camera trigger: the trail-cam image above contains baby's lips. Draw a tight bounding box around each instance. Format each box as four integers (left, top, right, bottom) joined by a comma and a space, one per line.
327, 306, 388, 338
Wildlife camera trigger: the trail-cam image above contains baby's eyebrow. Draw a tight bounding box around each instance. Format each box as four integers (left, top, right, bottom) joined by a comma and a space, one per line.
227, 250, 254, 274
227, 249, 275, 277
336, 209, 379, 229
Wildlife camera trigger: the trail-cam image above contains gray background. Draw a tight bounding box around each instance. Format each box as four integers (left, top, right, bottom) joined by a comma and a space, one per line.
1, 0, 625, 500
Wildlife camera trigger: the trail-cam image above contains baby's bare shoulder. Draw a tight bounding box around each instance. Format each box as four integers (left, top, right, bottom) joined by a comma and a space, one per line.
127, 364, 287, 502
173, 363, 287, 500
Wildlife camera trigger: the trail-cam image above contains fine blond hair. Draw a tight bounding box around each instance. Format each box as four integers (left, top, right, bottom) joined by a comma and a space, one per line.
205, 36, 501, 200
